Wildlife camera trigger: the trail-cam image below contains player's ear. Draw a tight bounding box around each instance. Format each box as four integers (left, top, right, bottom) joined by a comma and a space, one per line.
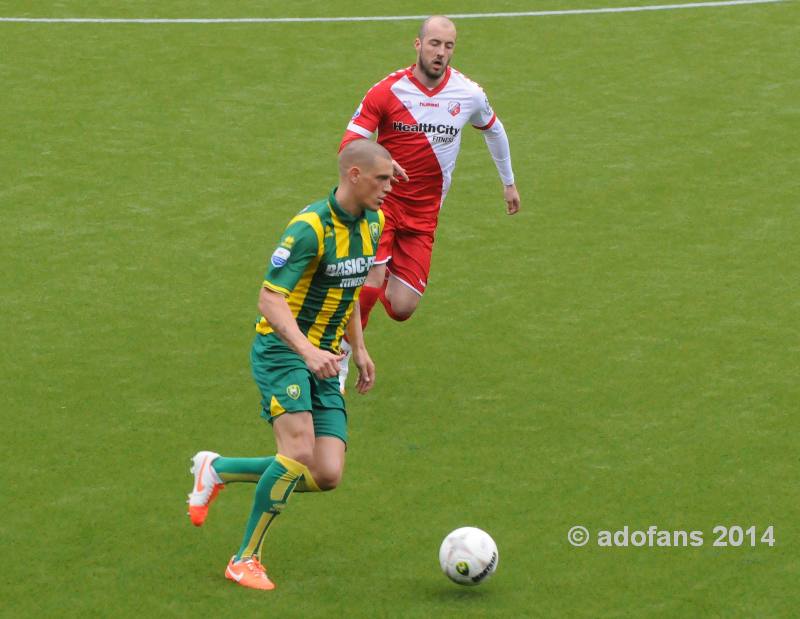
348, 166, 361, 184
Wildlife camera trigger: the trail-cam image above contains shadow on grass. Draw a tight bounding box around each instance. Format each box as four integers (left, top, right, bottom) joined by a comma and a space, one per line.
422, 579, 496, 604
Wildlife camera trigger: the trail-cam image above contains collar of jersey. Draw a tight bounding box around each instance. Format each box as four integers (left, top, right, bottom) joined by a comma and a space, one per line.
328, 187, 362, 225
406, 64, 452, 97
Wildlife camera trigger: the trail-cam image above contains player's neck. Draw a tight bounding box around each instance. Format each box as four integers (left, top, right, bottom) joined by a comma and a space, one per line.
411, 64, 446, 90
333, 187, 364, 218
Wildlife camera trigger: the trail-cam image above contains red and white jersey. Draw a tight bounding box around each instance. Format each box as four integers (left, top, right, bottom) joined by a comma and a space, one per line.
341, 65, 497, 233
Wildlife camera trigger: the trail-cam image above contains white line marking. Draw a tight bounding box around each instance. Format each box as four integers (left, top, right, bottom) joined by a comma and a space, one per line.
0, 0, 788, 24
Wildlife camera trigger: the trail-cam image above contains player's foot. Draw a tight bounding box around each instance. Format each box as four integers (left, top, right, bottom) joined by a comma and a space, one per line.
338, 338, 352, 394
187, 450, 224, 526
225, 555, 276, 590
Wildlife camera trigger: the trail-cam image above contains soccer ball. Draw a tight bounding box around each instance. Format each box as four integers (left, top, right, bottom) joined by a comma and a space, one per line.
438, 526, 499, 586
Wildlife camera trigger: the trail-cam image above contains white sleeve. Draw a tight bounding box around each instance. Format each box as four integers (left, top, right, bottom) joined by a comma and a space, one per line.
481, 117, 515, 186
469, 88, 496, 129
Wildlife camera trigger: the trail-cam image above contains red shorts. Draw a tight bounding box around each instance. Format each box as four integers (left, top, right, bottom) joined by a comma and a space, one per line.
375, 208, 435, 295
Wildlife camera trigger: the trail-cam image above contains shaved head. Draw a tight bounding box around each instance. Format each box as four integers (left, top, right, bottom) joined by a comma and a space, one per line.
338, 139, 392, 177
335, 139, 394, 214
414, 16, 457, 86
418, 15, 456, 41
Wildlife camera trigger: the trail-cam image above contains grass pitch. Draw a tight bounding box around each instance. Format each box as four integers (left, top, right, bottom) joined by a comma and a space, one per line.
2, 1, 798, 617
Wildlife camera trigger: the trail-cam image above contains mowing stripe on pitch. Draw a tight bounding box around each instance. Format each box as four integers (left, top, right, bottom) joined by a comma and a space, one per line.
0, 0, 788, 24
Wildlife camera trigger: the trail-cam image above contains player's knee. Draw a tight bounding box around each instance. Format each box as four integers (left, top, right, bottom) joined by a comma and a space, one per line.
383, 286, 420, 320
315, 470, 342, 491
388, 308, 413, 321
384, 300, 415, 322
283, 446, 314, 467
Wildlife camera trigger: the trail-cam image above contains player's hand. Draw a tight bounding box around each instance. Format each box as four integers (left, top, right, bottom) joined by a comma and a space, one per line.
392, 159, 409, 183
503, 184, 521, 215
303, 348, 346, 380
352, 346, 375, 394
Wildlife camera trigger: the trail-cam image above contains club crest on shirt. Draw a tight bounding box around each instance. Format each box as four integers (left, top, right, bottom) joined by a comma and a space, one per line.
280, 235, 295, 249
369, 222, 380, 244
286, 384, 301, 399
271, 247, 291, 268
351, 103, 363, 120
448, 101, 461, 116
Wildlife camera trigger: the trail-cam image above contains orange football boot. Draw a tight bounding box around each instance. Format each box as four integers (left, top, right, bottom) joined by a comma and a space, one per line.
225, 556, 276, 591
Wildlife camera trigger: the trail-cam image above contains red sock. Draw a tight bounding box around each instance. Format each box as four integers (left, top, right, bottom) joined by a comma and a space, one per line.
358, 285, 383, 330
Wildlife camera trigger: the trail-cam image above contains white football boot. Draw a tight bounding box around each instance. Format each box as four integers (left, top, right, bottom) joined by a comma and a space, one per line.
187, 450, 223, 526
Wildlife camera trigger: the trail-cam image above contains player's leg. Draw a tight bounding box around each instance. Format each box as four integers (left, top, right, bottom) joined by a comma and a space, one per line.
381, 229, 433, 320
224, 341, 321, 590
382, 275, 422, 319
187, 346, 320, 526
306, 436, 346, 490
228, 412, 313, 591
212, 456, 273, 483
364, 262, 388, 289
188, 454, 317, 530
306, 380, 349, 490
210, 455, 318, 492
248, 338, 326, 498
229, 408, 347, 573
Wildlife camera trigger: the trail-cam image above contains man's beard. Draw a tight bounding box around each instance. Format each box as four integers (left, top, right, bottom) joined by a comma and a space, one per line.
418, 55, 447, 80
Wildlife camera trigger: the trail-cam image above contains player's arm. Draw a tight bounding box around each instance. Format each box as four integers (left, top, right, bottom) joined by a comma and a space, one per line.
472, 92, 520, 215
340, 85, 409, 182
480, 119, 520, 215
259, 287, 344, 379
345, 302, 375, 394
261, 218, 344, 379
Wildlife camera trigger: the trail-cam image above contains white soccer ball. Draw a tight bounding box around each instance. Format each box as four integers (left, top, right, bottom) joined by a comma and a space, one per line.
439, 526, 499, 586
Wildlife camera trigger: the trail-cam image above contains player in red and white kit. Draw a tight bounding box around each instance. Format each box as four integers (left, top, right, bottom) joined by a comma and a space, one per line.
338, 15, 521, 391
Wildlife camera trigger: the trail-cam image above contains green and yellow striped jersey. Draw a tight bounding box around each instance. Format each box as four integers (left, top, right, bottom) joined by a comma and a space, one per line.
256, 188, 384, 353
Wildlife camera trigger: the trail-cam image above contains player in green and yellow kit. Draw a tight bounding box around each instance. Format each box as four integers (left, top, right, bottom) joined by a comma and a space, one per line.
186, 140, 393, 591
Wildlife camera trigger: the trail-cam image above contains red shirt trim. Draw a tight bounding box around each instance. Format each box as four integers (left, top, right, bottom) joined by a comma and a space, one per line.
473, 113, 497, 131
405, 65, 452, 98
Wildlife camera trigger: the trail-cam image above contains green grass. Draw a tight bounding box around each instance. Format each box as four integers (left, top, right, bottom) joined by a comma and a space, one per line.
2, 1, 799, 617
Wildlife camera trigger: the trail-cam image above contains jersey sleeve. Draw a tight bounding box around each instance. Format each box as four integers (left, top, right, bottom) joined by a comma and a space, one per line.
263, 215, 323, 296
342, 85, 384, 146
470, 88, 497, 130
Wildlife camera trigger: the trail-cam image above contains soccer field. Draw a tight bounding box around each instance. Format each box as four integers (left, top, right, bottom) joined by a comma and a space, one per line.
2, 1, 799, 616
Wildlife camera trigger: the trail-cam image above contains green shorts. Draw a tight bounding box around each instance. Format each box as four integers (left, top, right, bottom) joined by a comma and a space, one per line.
251, 333, 347, 444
